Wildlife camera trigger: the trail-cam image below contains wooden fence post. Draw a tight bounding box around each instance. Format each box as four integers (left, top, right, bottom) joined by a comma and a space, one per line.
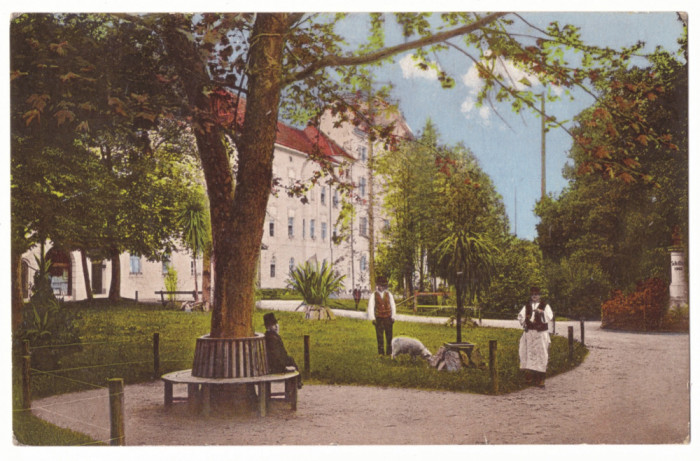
580, 319, 585, 346
489, 340, 498, 394
153, 332, 160, 378
413, 292, 417, 313
135, 290, 138, 302
568, 326, 574, 362
22, 354, 31, 410
303, 335, 310, 374
108, 378, 125, 446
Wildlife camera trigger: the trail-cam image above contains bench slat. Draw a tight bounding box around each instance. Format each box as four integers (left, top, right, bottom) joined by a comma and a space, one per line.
162, 369, 299, 385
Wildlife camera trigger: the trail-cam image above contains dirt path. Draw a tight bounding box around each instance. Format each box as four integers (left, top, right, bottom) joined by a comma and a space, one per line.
29, 318, 690, 445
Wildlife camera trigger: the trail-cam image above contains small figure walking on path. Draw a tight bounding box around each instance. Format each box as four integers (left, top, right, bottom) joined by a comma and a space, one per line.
517, 287, 554, 388
367, 276, 396, 356
353, 287, 361, 310
264, 313, 302, 388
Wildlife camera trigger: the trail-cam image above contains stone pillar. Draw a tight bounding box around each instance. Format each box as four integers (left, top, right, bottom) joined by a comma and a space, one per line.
669, 228, 688, 310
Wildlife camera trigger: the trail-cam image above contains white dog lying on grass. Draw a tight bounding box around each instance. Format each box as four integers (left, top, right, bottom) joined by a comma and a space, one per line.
391, 336, 432, 360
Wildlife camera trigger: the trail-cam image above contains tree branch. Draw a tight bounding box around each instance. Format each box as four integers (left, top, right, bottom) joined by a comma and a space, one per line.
283, 12, 509, 85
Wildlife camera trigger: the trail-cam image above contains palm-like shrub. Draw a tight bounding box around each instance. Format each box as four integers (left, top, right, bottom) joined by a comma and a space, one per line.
286, 261, 345, 320
435, 229, 498, 342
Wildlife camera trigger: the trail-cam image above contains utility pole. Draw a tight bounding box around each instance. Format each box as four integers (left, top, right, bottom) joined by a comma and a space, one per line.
514, 185, 517, 237
366, 82, 377, 292
541, 92, 546, 200
350, 167, 356, 290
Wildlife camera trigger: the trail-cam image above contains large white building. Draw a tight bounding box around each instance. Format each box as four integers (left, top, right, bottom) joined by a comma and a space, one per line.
19, 101, 412, 303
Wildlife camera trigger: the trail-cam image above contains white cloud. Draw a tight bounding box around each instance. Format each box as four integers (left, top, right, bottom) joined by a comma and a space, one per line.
399, 54, 440, 81
462, 57, 543, 93
460, 52, 564, 124
479, 106, 492, 125
460, 97, 475, 113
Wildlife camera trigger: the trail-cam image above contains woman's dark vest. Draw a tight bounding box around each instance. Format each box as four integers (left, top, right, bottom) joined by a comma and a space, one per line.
525, 301, 549, 332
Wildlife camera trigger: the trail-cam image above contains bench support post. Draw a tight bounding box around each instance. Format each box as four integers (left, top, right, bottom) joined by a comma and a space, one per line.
164, 381, 173, 408
258, 383, 268, 416
201, 384, 211, 417
286, 376, 298, 411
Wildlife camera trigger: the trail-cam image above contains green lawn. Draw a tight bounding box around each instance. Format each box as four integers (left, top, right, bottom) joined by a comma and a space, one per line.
13, 300, 587, 444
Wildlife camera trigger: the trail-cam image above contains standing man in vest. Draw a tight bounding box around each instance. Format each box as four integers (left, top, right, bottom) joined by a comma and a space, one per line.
367, 276, 396, 356
517, 287, 554, 388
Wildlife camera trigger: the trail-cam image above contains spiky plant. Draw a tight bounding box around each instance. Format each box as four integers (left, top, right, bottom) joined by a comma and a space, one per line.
286, 261, 345, 319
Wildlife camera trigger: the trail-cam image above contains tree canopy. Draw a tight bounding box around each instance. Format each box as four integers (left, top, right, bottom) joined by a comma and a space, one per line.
535, 41, 687, 318
11, 12, 683, 336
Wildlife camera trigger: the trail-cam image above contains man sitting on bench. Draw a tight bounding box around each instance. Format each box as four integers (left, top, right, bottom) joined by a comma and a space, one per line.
263, 313, 303, 389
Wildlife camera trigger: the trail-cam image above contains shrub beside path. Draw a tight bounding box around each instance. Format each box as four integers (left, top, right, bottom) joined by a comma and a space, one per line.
30, 301, 690, 445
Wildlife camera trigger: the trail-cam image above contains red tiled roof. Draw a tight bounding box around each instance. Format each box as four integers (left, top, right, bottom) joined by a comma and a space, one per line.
303, 125, 354, 161
211, 88, 350, 163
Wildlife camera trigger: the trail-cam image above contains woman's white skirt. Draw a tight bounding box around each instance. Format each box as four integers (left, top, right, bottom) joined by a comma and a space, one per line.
519, 330, 551, 373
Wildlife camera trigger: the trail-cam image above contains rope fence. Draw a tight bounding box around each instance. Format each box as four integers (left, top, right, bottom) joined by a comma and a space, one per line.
18, 323, 586, 445
16, 332, 193, 446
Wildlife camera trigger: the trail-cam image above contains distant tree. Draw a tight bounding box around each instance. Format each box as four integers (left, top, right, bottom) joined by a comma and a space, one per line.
376, 119, 441, 295
435, 230, 497, 342
178, 188, 212, 302
481, 237, 545, 314
536, 40, 687, 316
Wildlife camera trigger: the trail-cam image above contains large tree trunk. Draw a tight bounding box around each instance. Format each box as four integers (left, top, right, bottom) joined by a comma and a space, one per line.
11, 244, 24, 334
212, 14, 287, 338
108, 247, 121, 301
80, 248, 93, 301
163, 14, 288, 338
202, 241, 212, 311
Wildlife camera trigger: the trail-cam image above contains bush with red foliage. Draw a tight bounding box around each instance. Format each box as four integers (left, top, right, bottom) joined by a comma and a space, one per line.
601, 278, 669, 331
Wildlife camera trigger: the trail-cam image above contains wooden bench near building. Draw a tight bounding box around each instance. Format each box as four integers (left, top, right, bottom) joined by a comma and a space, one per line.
154, 290, 202, 306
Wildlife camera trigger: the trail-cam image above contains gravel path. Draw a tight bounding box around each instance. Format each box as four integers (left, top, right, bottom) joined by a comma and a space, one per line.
29, 303, 690, 445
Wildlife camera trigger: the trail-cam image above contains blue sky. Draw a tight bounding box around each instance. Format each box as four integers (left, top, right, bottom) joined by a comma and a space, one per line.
336, 11, 686, 240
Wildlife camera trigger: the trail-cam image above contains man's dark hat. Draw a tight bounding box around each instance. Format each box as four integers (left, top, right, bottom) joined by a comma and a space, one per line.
263, 312, 278, 328
530, 286, 541, 295
376, 276, 388, 286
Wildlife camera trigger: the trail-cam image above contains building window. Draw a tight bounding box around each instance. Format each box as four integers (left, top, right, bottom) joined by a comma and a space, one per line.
359, 177, 366, 197
358, 145, 367, 162
320, 187, 326, 205
360, 254, 367, 272
310, 219, 316, 239
360, 217, 368, 237
191, 260, 201, 276
129, 254, 141, 274
269, 220, 275, 237
162, 255, 171, 275
332, 190, 339, 208
288, 217, 294, 238
321, 222, 327, 241
383, 219, 391, 232
289, 257, 295, 275
270, 257, 276, 278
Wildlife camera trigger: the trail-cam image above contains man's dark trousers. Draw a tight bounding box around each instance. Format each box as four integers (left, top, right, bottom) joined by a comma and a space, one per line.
374, 317, 394, 355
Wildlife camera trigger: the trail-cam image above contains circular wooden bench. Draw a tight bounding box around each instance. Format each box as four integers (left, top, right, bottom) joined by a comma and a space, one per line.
162, 369, 299, 417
